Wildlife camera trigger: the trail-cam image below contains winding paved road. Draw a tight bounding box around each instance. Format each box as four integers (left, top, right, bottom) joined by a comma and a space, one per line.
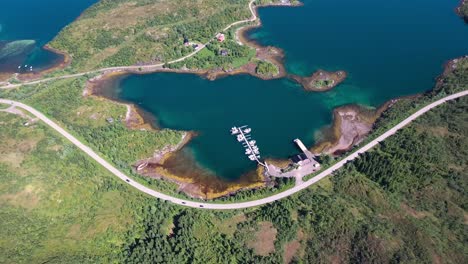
0, 0, 258, 90
1, 90, 466, 210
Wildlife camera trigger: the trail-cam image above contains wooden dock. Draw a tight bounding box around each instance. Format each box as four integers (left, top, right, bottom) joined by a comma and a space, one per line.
231, 125, 267, 168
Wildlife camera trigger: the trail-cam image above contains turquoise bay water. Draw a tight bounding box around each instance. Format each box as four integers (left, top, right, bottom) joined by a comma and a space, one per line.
0, 0, 96, 72
108, 74, 334, 179
249, 0, 468, 105
111, 0, 468, 180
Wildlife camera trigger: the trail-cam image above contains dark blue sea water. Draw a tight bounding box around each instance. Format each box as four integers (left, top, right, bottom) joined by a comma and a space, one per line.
0, 0, 96, 72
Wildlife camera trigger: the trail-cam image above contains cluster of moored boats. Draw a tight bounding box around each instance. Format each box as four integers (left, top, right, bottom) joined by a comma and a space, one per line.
231, 125, 261, 161
17, 64, 33, 71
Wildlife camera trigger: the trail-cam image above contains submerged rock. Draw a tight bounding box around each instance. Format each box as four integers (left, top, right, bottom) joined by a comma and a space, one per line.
0, 40, 36, 60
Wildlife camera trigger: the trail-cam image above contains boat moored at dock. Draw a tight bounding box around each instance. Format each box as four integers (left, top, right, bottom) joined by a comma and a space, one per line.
230, 125, 267, 169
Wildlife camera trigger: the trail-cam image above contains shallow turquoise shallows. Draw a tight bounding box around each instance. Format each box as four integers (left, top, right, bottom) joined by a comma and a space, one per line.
0, 0, 96, 72
110, 0, 468, 180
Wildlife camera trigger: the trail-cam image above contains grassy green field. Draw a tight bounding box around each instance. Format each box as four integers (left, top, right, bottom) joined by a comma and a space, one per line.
0, 103, 9, 109
0, 111, 138, 263
0, 77, 186, 197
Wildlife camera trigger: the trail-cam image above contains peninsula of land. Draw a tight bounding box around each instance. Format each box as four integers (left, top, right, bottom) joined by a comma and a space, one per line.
1, 0, 336, 89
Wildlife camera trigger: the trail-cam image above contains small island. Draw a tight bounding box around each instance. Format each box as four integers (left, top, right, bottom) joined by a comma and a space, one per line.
289, 69, 347, 92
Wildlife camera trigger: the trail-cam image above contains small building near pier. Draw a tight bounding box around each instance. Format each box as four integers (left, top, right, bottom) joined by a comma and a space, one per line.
291, 153, 310, 166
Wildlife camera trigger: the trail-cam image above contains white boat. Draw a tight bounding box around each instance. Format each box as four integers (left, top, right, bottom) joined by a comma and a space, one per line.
243, 128, 251, 133
18, 66, 21, 69
252, 146, 259, 151
253, 149, 260, 155
249, 140, 256, 146
237, 134, 244, 142
245, 149, 252, 155
230, 127, 239, 134
248, 154, 256, 161
136, 162, 148, 171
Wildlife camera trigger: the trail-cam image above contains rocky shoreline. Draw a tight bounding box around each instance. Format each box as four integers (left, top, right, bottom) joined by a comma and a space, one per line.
17, 45, 71, 82
140, 164, 268, 200
456, 0, 468, 23
311, 103, 390, 155
133, 142, 269, 199
438, 55, 468, 83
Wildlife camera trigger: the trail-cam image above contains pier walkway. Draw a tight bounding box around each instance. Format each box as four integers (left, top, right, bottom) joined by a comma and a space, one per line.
235, 125, 266, 167
294, 138, 315, 160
